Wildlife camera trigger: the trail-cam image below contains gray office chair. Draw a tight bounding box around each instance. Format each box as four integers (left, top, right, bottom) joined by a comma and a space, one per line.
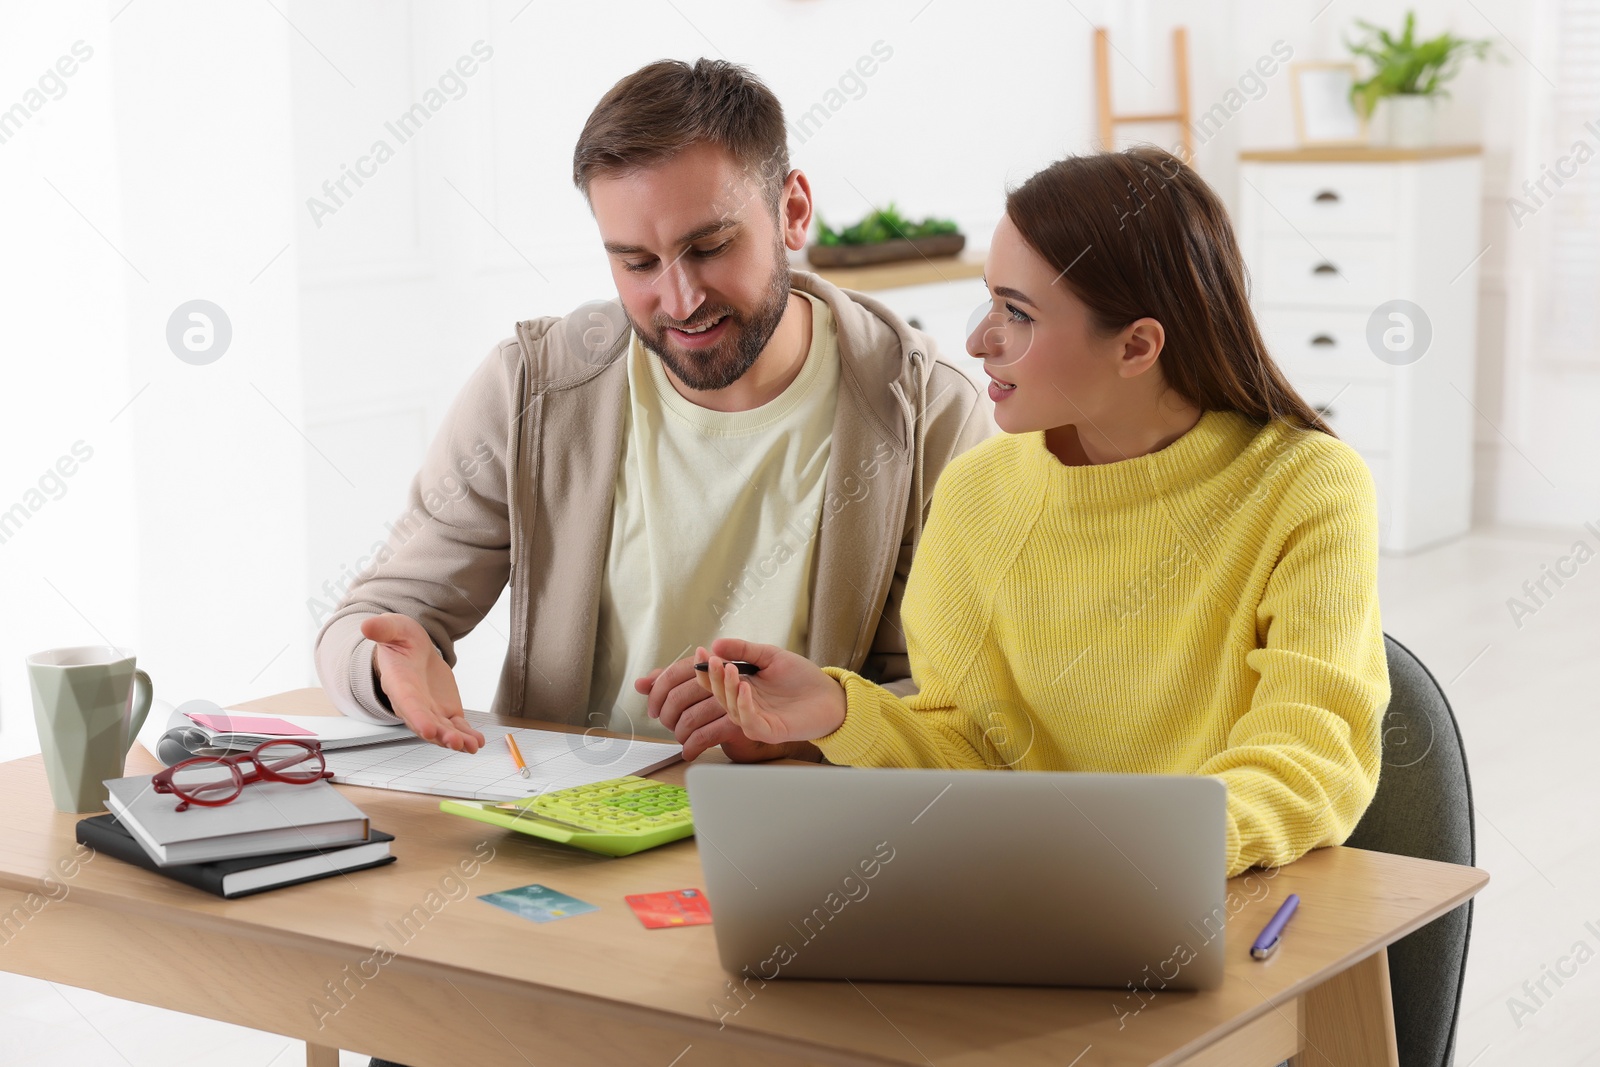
1343, 634, 1477, 1067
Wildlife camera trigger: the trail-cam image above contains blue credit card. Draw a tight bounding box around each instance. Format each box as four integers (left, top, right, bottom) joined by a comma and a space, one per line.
478, 883, 598, 923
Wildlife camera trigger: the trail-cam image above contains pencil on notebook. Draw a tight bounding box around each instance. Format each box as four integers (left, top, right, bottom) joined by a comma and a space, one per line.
506, 734, 530, 778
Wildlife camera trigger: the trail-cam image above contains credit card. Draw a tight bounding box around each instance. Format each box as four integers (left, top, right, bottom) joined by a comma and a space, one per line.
479, 884, 598, 923
625, 888, 712, 929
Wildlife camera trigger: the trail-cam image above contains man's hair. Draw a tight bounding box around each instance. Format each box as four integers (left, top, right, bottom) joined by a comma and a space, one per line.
572, 58, 790, 217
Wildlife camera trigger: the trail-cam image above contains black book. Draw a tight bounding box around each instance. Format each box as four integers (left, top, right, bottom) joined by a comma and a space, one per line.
76, 814, 395, 899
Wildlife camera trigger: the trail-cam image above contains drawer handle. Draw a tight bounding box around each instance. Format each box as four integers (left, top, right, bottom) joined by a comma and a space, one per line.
1312, 262, 1339, 276
1313, 190, 1341, 203
1310, 334, 1336, 347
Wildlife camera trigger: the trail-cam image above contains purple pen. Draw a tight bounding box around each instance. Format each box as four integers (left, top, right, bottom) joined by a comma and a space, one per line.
1250, 893, 1300, 960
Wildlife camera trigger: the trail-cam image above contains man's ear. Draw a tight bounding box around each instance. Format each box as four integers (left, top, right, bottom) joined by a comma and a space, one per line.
780, 169, 814, 253
1117, 317, 1166, 378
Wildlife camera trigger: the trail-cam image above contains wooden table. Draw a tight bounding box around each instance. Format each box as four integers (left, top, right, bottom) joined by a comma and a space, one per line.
0, 689, 1487, 1066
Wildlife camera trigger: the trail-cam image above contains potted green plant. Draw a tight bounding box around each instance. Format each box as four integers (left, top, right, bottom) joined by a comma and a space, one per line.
806, 204, 964, 269
1345, 10, 1493, 147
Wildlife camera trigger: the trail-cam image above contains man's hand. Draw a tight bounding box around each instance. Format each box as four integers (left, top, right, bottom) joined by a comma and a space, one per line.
362, 613, 485, 753
634, 653, 804, 762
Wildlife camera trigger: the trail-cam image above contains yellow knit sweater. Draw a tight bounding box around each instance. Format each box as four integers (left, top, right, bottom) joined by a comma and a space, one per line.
817, 410, 1389, 876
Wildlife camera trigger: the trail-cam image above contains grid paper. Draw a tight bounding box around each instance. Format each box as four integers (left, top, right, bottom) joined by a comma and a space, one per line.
322, 719, 683, 802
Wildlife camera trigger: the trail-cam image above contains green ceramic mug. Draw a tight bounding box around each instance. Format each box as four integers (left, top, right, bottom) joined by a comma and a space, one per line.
26, 646, 153, 813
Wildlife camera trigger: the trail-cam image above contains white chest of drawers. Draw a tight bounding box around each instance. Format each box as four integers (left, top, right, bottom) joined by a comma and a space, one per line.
1236, 146, 1484, 553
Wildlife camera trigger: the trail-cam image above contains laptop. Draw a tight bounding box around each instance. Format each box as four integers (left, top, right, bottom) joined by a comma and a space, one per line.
686, 764, 1228, 989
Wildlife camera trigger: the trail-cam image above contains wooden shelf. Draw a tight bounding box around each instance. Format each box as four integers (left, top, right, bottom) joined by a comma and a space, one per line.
1239, 144, 1482, 163
802, 247, 987, 292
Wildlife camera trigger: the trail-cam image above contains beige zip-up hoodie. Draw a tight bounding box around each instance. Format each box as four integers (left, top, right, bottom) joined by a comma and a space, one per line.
315, 270, 991, 726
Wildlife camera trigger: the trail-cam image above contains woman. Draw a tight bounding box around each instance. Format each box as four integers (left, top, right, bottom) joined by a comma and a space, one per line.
692, 146, 1388, 877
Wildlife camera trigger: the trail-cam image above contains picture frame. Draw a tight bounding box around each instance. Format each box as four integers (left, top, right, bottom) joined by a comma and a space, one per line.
1289, 62, 1369, 146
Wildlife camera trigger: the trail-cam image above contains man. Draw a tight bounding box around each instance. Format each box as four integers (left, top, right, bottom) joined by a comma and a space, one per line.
315, 58, 988, 774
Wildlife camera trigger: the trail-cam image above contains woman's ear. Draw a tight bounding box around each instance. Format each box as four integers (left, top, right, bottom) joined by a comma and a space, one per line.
1117, 317, 1166, 379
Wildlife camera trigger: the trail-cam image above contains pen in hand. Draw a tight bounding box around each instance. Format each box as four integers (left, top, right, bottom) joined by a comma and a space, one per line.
694, 660, 760, 675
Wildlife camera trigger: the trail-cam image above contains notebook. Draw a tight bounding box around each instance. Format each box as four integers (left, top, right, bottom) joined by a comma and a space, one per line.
104, 774, 372, 866
77, 814, 396, 898
321, 719, 683, 802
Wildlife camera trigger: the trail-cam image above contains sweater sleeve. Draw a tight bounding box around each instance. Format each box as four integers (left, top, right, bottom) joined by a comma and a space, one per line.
1196, 453, 1389, 876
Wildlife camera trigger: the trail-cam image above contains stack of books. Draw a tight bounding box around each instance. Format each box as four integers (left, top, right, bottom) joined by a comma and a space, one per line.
77, 773, 394, 899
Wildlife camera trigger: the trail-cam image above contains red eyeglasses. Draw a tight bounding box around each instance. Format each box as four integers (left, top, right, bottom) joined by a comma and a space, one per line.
152, 739, 332, 811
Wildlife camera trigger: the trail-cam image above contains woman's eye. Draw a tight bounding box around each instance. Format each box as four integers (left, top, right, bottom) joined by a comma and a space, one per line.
1005, 302, 1031, 323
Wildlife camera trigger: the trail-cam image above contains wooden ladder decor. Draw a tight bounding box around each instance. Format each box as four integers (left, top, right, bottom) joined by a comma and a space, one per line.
1093, 26, 1193, 160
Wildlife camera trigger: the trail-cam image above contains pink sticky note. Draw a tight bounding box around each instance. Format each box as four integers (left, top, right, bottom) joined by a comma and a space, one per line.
186, 713, 315, 736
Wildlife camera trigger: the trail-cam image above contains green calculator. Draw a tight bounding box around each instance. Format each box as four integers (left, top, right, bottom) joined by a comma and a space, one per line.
438, 776, 694, 857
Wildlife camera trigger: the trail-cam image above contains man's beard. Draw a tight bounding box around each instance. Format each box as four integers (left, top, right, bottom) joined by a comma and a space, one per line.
631, 247, 792, 392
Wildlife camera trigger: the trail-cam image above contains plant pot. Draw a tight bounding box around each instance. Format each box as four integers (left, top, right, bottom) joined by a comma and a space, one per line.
805, 233, 965, 269
1383, 94, 1437, 148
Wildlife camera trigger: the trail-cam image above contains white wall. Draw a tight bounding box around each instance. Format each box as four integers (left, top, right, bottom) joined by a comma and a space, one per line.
1476, 0, 1600, 529
1, 0, 304, 757
0, 5, 137, 760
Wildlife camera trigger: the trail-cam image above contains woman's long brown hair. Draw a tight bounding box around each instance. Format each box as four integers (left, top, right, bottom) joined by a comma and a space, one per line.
1005, 146, 1333, 436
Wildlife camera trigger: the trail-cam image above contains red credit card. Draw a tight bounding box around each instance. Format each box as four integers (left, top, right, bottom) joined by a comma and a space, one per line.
625, 888, 712, 929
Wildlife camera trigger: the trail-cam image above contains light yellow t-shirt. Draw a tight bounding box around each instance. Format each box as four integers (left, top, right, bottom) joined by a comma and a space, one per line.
587, 290, 841, 739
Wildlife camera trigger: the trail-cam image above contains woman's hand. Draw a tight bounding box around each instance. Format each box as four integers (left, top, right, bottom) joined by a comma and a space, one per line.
696, 638, 847, 744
